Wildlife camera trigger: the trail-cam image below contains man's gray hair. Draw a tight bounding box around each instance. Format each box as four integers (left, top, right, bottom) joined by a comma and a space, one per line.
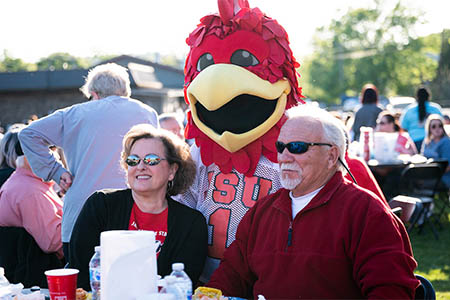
159, 112, 183, 125
80, 63, 131, 99
285, 104, 347, 174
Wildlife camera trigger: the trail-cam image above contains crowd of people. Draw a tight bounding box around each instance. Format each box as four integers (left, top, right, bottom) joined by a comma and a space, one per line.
0, 61, 449, 298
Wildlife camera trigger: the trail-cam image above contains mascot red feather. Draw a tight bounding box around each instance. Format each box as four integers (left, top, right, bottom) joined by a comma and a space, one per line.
178, 0, 303, 282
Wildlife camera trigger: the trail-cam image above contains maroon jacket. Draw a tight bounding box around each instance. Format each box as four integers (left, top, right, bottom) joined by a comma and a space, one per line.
208, 172, 419, 299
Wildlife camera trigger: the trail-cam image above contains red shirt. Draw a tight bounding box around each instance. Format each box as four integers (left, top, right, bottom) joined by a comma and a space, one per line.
128, 203, 168, 257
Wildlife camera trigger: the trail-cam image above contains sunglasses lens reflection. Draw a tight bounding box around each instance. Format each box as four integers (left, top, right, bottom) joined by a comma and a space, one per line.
288, 142, 308, 154
126, 156, 140, 166
143, 155, 161, 166
275, 141, 309, 154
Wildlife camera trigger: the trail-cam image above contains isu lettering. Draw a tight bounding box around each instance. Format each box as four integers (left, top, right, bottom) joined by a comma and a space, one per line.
208, 172, 273, 259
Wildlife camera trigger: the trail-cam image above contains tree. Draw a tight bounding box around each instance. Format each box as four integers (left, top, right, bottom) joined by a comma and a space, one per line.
0, 50, 36, 72
36, 52, 88, 70
431, 29, 450, 100
301, 0, 439, 104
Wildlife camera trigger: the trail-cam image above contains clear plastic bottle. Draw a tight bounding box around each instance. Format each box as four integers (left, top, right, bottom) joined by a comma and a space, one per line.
170, 263, 192, 300
89, 246, 101, 300
161, 276, 183, 300
0, 267, 9, 288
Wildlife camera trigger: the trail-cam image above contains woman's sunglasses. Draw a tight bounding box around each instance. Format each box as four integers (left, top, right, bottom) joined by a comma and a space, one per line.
275, 141, 332, 154
125, 154, 166, 167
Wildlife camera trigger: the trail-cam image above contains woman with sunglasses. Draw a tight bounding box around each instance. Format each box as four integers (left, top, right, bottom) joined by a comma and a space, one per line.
375, 111, 417, 155
69, 124, 207, 290
422, 114, 450, 188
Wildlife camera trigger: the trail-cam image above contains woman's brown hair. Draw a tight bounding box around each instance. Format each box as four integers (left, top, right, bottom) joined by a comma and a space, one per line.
121, 124, 196, 196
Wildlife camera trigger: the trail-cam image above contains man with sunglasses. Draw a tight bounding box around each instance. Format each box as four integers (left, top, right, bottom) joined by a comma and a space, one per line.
18, 63, 158, 259
208, 105, 419, 299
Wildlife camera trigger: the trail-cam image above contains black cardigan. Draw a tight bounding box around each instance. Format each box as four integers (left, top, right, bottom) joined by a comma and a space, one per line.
68, 189, 207, 290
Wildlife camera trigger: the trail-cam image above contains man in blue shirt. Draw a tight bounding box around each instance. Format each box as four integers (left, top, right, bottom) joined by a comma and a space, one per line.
19, 63, 159, 258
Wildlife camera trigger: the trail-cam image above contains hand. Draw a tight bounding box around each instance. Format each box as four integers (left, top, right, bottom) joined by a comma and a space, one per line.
60, 172, 73, 192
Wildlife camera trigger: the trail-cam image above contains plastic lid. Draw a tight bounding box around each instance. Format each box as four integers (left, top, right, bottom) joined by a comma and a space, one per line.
0, 267, 4, 276
172, 263, 184, 271
95, 246, 101, 252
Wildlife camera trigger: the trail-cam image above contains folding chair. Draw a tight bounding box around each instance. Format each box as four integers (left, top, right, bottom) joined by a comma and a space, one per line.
396, 162, 444, 239
429, 159, 450, 224
0, 227, 63, 287
415, 274, 436, 300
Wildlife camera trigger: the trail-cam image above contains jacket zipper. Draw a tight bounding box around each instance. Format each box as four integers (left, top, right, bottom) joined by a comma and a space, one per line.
285, 221, 293, 252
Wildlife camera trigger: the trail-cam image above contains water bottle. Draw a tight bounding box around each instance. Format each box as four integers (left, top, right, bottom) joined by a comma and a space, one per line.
170, 263, 192, 300
89, 246, 101, 300
0, 267, 9, 287
161, 276, 183, 300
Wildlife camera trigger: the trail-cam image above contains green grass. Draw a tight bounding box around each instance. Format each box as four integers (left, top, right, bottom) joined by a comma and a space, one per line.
409, 202, 450, 300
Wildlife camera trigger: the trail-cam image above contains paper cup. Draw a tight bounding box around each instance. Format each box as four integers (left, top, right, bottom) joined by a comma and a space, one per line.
45, 268, 79, 300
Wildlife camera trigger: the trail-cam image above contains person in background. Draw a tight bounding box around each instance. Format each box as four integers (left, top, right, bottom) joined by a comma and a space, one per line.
19, 63, 159, 259
400, 86, 442, 151
159, 113, 185, 140
422, 114, 450, 189
69, 124, 207, 290
376, 111, 418, 155
0, 124, 26, 188
208, 104, 418, 299
351, 83, 383, 142
333, 114, 387, 203
443, 114, 450, 125
0, 146, 63, 258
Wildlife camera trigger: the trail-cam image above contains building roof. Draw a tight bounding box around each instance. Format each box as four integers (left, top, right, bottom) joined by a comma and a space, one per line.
0, 55, 184, 92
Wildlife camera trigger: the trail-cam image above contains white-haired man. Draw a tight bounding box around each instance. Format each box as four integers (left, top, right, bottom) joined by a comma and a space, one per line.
19, 63, 159, 258
208, 105, 419, 299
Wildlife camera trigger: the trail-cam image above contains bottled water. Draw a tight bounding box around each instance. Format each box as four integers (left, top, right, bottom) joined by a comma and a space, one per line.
0, 267, 9, 287
161, 276, 183, 300
89, 246, 101, 300
170, 263, 192, 300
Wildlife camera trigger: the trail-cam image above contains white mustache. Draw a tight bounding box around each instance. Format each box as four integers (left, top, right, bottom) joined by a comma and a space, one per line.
280, 163, 302, 171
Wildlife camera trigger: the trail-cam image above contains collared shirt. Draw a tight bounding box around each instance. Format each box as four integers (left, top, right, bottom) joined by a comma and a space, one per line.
19, 95, 159, 242
0, 168, 63, 256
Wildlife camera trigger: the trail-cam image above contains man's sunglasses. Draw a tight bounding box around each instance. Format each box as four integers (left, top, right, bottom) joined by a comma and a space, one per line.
125, 154, 166, 167
275, 141, 332, 154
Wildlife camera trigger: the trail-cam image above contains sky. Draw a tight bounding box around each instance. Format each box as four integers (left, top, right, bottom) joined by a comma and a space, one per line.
1, 0, 449, 64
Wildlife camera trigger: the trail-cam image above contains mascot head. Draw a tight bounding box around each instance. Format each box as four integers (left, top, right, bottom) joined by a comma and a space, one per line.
184, 0, 304, 176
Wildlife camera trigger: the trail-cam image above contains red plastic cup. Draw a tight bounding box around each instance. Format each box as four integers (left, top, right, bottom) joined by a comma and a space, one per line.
45, 268, 79, 300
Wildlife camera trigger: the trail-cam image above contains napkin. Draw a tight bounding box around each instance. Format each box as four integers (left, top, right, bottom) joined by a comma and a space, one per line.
101, 230, 158, 300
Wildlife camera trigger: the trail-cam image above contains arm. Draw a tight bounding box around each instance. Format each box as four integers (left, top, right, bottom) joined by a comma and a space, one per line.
69, 192, 107, 290
399, 111, 409, 132
173, 213, 208, 283
19, 110, 70, 184
438, 139, 450, 172
20, 190, 63, 255
346, 154, 387, 204
207, 207, 256, 298
351, 198, 419, 299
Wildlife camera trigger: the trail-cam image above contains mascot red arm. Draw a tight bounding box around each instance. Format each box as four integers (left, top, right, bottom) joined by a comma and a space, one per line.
177, 0, 303, 282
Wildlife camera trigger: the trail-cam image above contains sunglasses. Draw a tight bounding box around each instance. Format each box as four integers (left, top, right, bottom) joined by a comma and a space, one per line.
275, 141, 332, 154
431, 124, 443, 129
377, 121, 387, 125
125, 154, 166, 167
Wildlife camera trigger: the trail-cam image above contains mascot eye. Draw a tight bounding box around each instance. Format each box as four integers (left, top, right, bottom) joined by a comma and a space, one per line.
197, 53, 215, 71
230, 49, 259, 67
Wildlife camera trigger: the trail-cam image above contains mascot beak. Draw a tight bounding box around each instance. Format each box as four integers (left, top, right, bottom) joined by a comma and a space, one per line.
187, 63, 291, 152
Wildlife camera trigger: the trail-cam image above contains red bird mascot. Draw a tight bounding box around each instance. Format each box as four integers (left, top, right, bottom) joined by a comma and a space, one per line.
177, 0, 303, 282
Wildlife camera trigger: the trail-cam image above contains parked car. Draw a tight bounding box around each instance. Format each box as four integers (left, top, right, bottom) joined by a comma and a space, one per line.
386, 96, 416, 114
